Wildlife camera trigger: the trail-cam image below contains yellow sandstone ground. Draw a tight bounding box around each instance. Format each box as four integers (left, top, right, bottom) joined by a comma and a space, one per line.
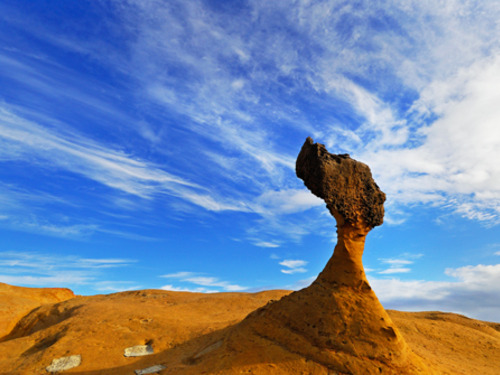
0, 282, 74, 338
0, 286, 499, 374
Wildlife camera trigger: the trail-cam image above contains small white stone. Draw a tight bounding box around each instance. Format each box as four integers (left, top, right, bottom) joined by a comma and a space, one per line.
46, 354, 81, 372
124, 344, 154, 357
134, 364, 166, 374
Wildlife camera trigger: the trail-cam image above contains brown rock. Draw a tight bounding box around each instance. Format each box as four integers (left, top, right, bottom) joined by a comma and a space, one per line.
296, 136, 386, 229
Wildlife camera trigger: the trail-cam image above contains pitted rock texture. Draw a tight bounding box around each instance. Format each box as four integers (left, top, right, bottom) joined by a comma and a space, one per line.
296, 138, 387, 286
296, 137, 386, 229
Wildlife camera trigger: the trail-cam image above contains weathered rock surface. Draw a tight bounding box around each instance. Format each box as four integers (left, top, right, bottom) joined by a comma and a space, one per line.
45, 354, 81, 373
296, 136, 386, 229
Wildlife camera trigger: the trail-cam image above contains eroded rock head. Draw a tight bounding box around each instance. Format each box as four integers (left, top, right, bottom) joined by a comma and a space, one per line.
296, 137, 386, 229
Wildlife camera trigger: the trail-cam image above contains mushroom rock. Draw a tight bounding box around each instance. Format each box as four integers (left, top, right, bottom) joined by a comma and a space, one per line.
187, 138, 433, 374
295, 136, 386, 287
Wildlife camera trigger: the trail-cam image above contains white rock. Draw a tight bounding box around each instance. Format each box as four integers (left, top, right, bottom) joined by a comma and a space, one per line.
134, 364, 166, 374
46, 354, 81, 372
124, 344, 154, 357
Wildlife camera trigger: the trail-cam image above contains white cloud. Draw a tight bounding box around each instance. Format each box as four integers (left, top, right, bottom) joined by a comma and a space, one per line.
254, 241, 280, 248
279, 259, 308, 274
183, 276, 246, 292
161, 271, 195, 279
360, 55, 500, 224
369, 263, 500, 322
0, 274, 90, 286
0, 106, 251, 214
94, 281, 141, 293
121, 0, 500, 225
280, 260, 307, 268
495, 251, 500, 256
160, 271, 246, 292
378, 255, 421, 274
160, 284, 218, 294
254, 189, 324, 216
1, 0, 500, 257
380, 259, 414, 266
18, 221, 98, 238
0, 251, 136, 291
287, 276, 316, 290
378, 268, 411, 275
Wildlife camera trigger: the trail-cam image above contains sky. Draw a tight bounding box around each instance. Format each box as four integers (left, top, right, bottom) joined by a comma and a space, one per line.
0, 0, 500, 322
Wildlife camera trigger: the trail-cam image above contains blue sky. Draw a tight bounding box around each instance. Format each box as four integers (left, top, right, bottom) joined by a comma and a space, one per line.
1, 0, 500, 321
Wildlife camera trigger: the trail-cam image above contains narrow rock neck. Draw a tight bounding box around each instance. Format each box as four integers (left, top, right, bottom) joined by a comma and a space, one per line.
315, 222, 370, 287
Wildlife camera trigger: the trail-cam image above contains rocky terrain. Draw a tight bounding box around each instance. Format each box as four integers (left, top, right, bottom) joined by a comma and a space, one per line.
0, 287, 499, 374
1, 138, 499, 374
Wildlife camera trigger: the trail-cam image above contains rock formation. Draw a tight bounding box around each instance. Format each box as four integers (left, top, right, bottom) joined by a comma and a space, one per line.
0, 139, 453, 374
193, 137, 433, 374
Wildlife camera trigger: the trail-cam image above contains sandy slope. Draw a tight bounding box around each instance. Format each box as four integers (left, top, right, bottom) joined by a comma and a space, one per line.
0, 286, 498, 374
0, 282, 74, 338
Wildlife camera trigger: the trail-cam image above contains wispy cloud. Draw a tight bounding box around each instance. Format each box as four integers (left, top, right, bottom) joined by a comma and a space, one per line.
378, 254, 423, 275
279, 259, 308, 274
254, 241, 281, 248
0, 105, 251, 214
13, 220, 98, 238
160, 271, 246, 293
254, 189, 324, 216
0, 251, 137, 292
287, 276, 316, 290
112, 0, 500, 226
160, 284, 218, 294
1, 0, 498, 256
378, 259, 413, 274
378, 268, 411, 275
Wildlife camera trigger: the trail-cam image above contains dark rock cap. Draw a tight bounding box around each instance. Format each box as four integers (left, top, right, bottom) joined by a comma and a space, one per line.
296, 137, 386, 228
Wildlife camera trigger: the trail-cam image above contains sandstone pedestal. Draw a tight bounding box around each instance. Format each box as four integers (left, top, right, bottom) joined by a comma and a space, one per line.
182, 138, 433, 374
